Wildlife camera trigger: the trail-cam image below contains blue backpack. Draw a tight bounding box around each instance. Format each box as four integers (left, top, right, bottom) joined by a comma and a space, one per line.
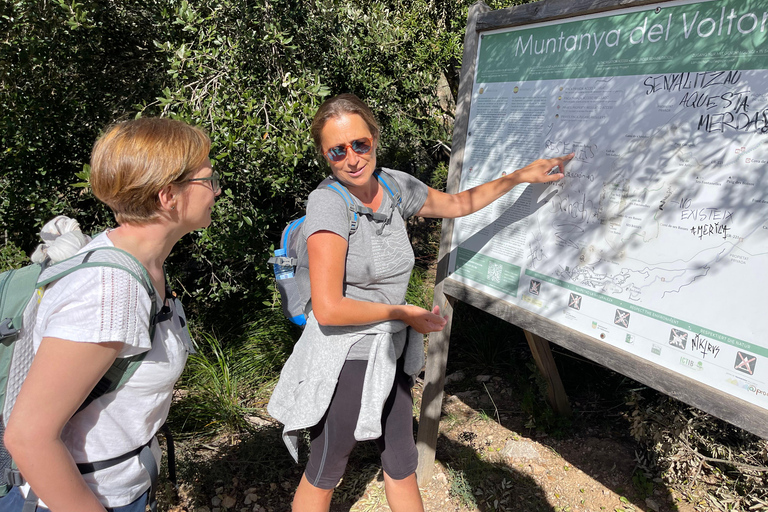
269, 168, 404, 327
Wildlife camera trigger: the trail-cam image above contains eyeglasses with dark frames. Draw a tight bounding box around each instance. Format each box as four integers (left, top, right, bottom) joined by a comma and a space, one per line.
323, 137, 373, 163
186, 170, 220, 192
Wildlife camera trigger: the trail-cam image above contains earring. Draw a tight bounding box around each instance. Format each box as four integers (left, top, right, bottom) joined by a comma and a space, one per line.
171, 205, 176, 210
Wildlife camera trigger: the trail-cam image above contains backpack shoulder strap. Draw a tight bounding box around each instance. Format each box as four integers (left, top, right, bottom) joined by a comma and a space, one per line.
38, 246, 159, 411
319, 179, 362, 234
317, 170, 404, 235
375, 168, 404, 217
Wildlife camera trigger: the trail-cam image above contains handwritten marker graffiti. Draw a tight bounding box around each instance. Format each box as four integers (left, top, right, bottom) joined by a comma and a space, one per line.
529, 280, 541, 295
669, 328, 688, 350
614, 309, 630, 328
734, 351, 757, 376
568, 293, 582, 310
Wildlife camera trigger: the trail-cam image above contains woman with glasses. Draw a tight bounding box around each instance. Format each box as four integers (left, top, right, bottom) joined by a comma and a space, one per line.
268, 94, 572, 512
2, 118, 220, 512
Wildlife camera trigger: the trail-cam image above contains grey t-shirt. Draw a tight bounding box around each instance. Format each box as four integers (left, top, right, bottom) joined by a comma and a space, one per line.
296, 168, 429, 359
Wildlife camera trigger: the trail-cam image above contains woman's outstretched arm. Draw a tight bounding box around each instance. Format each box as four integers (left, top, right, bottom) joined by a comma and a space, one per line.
417, 154, 573, 219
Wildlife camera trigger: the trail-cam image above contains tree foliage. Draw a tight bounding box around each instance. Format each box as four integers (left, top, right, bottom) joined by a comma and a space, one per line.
1, 0, 171, 243
1, 0, 524, 326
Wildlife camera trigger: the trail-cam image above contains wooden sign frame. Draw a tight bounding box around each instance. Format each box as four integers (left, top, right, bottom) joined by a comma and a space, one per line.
415, 0, 768, 484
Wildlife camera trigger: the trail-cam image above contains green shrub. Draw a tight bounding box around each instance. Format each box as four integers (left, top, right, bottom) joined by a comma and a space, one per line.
0, 241, 27, 272
2, 0, 533, 330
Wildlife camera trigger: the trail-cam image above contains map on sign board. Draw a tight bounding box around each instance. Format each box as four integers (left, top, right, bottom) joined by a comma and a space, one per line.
448, 0, 768, 410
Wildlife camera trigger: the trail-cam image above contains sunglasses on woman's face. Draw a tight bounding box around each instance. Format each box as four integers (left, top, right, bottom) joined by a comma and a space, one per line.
324, 137, 373, 163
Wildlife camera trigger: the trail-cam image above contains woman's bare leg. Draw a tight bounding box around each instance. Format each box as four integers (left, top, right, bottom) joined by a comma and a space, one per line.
292, 473, 334, 512
382, 471, 424, 512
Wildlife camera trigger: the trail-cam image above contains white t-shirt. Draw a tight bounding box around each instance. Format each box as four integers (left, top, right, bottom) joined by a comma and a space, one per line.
20, 232, 192, 507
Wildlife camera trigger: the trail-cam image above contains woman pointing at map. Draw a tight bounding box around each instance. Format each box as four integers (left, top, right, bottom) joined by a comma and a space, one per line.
267, 93, 573, 512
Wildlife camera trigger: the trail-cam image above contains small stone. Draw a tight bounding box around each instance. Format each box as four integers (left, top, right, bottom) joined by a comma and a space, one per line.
444, 371, 465, 383
216, 487, 224, 494
501, 439, 541, 461
212, 497, 222, 507
269, 483, 277, 491
434, 472, 448, 485
222, 495, 236, 508
245, 488, 258, 495
280, 481, 291, 490
476, 374, 492, 382
246, 416, 271, 427
197, 508, 211, 512
244, 493, 258, 505
645, 498, 660, 512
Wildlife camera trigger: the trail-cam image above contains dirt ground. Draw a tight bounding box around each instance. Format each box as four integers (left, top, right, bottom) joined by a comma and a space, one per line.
167, 366, 701, 512
321, 374, 696, 512
410, 373, 696, 512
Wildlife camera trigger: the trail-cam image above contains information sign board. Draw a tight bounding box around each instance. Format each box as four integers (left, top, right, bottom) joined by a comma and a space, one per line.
448, 0, 768, 415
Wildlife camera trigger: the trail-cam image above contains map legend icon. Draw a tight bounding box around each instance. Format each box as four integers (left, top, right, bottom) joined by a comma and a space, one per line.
529, 280, 541, 295
568, 293, 582, 310
734, 352, 757, 376
614, 309, 630, 328
669, 328, 688, 350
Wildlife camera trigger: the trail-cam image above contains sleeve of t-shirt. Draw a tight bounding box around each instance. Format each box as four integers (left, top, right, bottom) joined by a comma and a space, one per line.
382, 168, 429, 219
304, 188, 353, 241
38, 266, 154, 358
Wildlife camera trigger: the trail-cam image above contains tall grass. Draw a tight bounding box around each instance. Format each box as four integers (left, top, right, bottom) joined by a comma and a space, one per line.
170, 333, 253, 436
405, 265, 432, 311
169, 309, 296, 438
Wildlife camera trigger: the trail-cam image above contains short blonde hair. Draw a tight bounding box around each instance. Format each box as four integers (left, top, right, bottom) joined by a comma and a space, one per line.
90, 117, 211, 225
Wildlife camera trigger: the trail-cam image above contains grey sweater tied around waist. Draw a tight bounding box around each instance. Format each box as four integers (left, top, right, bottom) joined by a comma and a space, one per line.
267, 313, 424, 462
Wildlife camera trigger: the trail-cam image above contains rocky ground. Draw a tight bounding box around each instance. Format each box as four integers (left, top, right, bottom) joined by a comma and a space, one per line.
163, 359, 702, 512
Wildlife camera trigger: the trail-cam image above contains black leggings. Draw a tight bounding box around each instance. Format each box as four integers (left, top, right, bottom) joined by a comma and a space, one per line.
303, 358, 418, 489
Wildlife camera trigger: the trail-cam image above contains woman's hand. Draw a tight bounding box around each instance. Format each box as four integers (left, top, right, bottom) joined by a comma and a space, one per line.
402, 305, 448, 334
510, 153, 573, 184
